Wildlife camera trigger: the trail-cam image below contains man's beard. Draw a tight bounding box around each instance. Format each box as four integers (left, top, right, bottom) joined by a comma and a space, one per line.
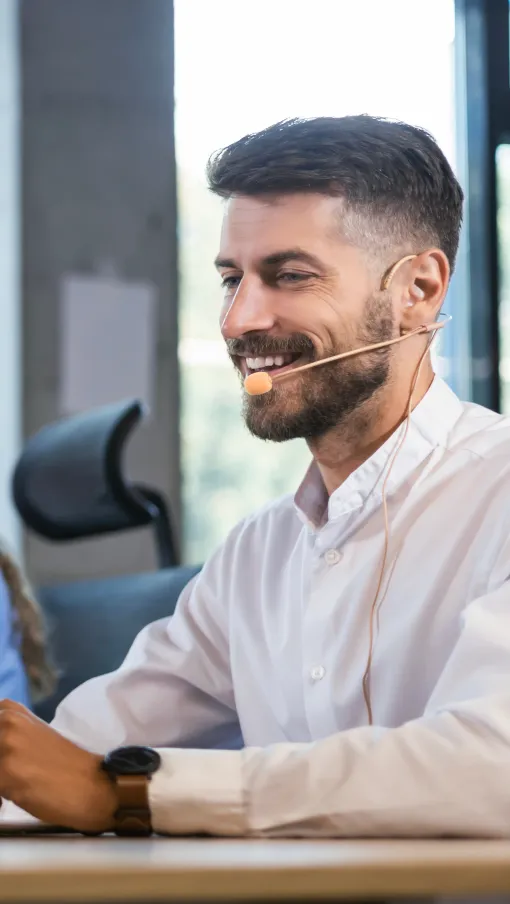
229, 294, 395, 443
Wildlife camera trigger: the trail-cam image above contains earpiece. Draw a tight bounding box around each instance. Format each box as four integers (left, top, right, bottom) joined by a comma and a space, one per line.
404, 285, 425, 309
409, 285, 426, 301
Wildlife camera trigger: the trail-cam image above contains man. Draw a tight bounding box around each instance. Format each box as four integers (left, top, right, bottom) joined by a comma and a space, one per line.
2, 115, 510, 838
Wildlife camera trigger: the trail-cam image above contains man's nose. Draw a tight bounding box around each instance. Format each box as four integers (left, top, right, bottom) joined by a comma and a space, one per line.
220, 279, 276, 339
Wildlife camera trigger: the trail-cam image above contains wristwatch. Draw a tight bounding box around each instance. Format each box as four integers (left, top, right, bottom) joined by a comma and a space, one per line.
101, 745, 161, 836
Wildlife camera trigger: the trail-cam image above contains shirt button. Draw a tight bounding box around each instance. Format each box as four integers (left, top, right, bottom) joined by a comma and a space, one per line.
324, 548, 341, 565
310, 666, 326, 681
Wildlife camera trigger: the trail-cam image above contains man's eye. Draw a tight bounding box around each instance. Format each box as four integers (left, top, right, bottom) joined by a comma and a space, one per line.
277, 272, 313, 283
221, 275, 241, 290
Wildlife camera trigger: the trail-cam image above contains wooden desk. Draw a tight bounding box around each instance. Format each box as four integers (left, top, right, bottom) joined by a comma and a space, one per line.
1, 836, 510, 902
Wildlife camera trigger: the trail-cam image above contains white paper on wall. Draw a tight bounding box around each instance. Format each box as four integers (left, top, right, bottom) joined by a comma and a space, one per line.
59, 273, 158, 415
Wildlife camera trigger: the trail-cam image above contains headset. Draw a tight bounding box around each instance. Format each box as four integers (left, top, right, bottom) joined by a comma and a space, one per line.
224, 252, 451, 724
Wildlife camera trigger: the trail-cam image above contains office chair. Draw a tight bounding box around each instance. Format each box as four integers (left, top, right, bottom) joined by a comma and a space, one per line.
34, 565, 200, 722
13, 399, 178, 568
12, 400, 200, 721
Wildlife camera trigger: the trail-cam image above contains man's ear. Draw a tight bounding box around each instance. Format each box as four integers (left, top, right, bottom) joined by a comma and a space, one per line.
398, 249, 450, 333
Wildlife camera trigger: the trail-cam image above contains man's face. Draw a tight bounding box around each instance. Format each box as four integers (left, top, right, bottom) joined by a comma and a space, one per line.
216, 193, 395, 442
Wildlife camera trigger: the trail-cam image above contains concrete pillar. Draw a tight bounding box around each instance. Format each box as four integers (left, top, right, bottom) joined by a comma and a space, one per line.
20, 0, 179, 583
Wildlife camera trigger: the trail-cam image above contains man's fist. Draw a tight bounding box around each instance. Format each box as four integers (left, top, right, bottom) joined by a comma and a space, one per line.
0, 700, 118, 833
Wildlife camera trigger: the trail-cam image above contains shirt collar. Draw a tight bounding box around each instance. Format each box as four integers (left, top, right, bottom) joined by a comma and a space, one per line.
294, 377, 464, 529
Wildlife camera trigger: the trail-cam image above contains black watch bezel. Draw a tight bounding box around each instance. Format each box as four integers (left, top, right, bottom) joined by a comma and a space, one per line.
101, 745, 161, 778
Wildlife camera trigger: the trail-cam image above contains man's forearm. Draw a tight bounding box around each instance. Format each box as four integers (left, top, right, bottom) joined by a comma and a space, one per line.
149, 709, 510, 837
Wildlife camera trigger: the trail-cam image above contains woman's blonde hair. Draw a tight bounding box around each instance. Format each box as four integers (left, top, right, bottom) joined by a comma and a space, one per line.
0, 544, 55, 700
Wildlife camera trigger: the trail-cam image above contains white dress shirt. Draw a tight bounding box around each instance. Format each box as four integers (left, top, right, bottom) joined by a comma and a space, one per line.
5, 375, 510, 838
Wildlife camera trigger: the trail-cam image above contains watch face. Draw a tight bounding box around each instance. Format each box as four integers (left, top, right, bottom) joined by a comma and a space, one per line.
102, 746, 161, 777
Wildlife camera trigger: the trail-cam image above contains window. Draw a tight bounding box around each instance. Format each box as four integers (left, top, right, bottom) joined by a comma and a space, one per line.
175, 0, 457, 563
497, 145, 510, 412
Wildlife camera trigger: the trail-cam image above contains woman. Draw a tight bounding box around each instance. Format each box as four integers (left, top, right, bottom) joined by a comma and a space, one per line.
0, 544, 54, 704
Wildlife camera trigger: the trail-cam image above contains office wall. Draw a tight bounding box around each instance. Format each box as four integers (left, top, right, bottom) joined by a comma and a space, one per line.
0, 0, 21, 554
20, 0, 180, 583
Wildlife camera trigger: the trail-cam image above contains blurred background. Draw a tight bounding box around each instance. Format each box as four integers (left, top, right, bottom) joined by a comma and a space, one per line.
0, 0, 508, 584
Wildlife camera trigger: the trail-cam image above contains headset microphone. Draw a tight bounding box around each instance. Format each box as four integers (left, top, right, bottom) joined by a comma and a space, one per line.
244, 319, 450, 396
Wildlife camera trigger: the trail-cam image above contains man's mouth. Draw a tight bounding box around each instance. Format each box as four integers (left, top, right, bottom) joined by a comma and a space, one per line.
236, 352, 308, 379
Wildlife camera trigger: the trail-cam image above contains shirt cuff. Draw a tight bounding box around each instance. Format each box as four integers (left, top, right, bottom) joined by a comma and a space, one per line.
149, 748, 247, 836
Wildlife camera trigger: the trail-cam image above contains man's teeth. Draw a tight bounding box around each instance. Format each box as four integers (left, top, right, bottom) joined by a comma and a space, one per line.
245, 354, 292, 370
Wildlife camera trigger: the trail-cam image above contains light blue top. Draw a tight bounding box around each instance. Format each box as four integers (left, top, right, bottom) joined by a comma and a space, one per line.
0, 571, 30, 705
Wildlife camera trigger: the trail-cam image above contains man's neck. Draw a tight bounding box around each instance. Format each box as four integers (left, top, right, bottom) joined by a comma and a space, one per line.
309, 363, 435, 497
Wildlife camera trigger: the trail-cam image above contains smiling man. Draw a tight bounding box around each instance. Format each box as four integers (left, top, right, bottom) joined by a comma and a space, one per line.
3, 116, 510, 839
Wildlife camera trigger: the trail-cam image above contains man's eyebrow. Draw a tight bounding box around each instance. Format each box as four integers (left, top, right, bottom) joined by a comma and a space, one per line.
214, 249, 325, 270
214, 256, 237, 270
260, 249, 325, 269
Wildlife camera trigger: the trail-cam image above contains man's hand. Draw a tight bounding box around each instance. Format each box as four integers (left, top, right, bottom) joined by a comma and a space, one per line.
0, 700, 118, 833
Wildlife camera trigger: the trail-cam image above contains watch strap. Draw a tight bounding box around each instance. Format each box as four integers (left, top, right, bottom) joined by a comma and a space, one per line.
113, 774, 152, 836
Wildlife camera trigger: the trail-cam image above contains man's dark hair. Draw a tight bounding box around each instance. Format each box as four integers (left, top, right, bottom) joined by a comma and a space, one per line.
207, 116, 464, 271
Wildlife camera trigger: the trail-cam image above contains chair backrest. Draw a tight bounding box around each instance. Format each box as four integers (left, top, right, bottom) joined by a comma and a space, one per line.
34, 565, 200, 722
12, 399, 178, 567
